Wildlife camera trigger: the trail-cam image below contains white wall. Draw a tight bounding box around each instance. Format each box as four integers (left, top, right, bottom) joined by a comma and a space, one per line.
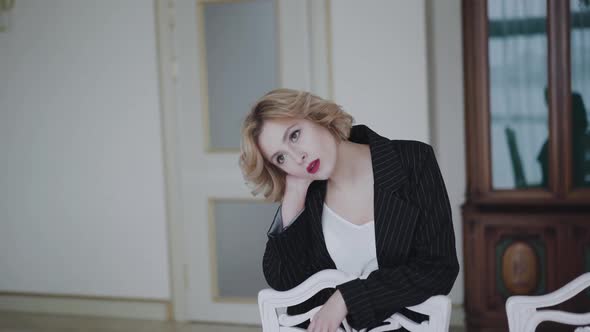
0, 0, 466, 317
0, 0, 170, 299
426, 0, 465, 304
331, 0, 430, 143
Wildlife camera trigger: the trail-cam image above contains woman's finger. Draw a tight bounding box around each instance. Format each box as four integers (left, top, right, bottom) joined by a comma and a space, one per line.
312, 320, 322, 332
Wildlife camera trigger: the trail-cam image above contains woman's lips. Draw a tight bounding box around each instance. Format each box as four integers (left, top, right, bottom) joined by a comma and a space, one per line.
307, 159, 320, 174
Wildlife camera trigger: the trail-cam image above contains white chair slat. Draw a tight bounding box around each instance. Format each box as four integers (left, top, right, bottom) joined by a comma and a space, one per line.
259, 269, 452, 332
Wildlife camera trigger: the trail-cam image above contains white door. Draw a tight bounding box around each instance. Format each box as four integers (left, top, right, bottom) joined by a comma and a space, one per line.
162, 0, 331, 324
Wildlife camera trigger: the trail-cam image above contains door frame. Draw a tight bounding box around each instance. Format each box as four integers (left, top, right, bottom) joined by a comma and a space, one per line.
154, 0, 334, 322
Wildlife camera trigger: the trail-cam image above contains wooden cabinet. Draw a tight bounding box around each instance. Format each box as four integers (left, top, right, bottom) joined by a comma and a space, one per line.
463, 210, 590, 330
461, 0, 590, 330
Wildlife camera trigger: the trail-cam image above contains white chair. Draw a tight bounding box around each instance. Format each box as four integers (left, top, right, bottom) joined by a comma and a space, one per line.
258, 269, 452, 332
506, 272, 590, 332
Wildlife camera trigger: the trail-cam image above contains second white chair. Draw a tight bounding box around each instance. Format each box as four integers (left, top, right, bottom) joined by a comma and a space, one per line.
506, 272, 590, 332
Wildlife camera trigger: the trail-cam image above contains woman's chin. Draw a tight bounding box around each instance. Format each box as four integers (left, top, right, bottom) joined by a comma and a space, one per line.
315, 173, 330, 181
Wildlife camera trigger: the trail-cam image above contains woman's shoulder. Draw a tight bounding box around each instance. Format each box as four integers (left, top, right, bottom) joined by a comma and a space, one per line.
389, 139, 432, 151
385, 140, 440, 196
388, 139, 434, 168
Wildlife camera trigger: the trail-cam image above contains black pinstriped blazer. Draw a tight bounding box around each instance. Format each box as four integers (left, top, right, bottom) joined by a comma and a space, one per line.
262, 124, 459, 330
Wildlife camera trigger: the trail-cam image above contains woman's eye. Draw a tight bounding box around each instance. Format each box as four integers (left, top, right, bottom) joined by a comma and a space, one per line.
275, 130, 299, 165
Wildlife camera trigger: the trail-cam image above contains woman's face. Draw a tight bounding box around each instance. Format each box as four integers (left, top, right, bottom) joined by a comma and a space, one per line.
257, 117, 338, 180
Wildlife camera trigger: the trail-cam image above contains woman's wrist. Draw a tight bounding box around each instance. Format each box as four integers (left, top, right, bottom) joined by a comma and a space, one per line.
333, 290, 348, 314
280, 196, 305, 227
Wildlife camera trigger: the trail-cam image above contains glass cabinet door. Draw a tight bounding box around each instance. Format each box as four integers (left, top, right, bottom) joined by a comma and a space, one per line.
570, 0, 590, 189
487, 0, 550, 190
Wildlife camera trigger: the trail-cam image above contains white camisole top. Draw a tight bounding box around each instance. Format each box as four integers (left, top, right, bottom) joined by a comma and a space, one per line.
321, 203, 379, 278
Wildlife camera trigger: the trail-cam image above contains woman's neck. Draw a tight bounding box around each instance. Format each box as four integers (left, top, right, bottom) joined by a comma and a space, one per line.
327, 140, 372, 192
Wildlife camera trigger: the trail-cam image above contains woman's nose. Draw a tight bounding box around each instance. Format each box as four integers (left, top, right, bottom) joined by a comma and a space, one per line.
297, 151, 307, 164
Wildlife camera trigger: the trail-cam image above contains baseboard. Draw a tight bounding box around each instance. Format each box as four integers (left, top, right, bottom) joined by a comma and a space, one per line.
0, 292, 464, 327
451, 304, 465, 327
0, 292, 171, 320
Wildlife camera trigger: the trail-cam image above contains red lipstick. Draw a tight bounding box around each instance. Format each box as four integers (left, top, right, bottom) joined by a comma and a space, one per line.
307, 159, 320, 174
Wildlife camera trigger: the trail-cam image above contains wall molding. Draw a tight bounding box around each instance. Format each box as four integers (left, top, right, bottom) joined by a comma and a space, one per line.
154, 0, 188, 322
0, 292, 171, 320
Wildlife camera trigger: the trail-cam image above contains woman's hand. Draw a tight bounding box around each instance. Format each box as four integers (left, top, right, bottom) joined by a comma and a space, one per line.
307, 290, 348, 332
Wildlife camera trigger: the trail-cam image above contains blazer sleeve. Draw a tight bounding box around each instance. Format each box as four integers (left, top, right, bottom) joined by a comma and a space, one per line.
335, 145, 460, 329
267, 205, 306, 237
262, 205, 315, 291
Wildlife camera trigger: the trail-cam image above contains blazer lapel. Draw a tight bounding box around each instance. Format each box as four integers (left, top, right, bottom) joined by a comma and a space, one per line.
359, 125, 420, 265
305, 125, 420, 269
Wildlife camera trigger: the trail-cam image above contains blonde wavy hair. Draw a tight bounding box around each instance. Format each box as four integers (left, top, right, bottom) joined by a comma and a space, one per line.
239, 89, 354, 202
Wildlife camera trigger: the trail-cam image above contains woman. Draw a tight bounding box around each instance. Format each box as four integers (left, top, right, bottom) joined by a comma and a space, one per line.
239, 89, 459, 332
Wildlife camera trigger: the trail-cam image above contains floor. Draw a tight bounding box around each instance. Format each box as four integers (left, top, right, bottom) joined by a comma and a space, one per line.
0, 311, 465, 332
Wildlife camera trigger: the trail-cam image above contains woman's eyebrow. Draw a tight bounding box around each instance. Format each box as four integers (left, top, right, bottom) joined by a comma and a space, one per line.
270, 124, 297, 161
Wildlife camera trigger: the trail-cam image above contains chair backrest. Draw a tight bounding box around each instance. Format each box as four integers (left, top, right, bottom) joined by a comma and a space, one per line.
506, 272, 590, 332
258, 269, 452, 332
